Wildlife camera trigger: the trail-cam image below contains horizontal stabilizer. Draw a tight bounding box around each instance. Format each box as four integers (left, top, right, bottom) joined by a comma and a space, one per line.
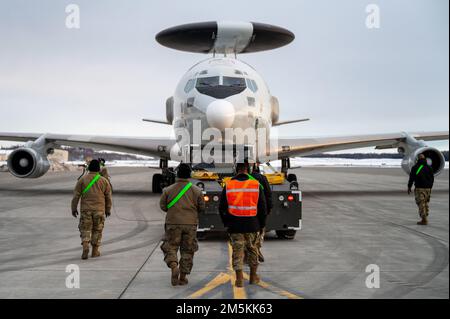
273, 118, 310, 126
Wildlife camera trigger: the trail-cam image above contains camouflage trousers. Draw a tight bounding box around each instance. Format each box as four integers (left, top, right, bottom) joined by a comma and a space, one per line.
229, 232, 259, 271
244, 229, 264, 263
78, 211, 105, 246
160, 224, 199, 274
415, 188, 432, 218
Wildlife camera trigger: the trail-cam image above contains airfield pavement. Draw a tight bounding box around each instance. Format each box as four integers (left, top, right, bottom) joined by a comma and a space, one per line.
0, 166, 448, 299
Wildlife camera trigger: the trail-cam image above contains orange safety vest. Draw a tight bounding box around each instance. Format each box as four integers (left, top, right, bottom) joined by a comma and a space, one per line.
225, 179, 260, 217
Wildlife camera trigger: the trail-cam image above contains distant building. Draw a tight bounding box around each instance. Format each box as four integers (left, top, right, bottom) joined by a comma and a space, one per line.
0, 150, 11, 162
48, 149, 69, 163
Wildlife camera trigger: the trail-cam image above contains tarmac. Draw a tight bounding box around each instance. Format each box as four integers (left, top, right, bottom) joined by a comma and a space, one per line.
0, 166, 448, 299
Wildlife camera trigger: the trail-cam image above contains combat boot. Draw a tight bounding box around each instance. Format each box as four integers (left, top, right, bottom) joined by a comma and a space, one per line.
417, 216, 428, 225
169, 262, 180, 286
91, 245, 101, 257
249, 266, 260, 284
235, 270, 244, 288
178, 273, 188, 285
81, 242, 90, 260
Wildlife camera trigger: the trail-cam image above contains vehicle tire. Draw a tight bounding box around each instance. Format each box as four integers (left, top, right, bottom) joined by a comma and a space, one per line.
287, 174, 297, 183
276, 230, 296, 240
152, 173, 163, 193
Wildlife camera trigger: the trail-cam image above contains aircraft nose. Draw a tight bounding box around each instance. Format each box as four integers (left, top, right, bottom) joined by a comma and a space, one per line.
206, 100, 235, 130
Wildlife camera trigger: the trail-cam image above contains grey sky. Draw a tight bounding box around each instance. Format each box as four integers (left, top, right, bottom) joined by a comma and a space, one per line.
0, 0, 448, 151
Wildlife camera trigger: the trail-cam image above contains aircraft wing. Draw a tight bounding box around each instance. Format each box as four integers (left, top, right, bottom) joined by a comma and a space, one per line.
274, 131, 449, 158
0, 132, 176, 158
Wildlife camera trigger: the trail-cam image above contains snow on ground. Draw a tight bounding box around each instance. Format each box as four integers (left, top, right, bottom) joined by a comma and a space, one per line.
1, 149, 449, 170
68, 158, 449, 169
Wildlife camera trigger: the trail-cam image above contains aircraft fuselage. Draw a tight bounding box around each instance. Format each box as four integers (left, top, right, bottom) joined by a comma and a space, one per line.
171, 57, 277, 147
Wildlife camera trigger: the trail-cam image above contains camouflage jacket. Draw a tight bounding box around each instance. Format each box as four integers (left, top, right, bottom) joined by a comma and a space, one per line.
71, 172, 112, 213
160, 178, 205, 225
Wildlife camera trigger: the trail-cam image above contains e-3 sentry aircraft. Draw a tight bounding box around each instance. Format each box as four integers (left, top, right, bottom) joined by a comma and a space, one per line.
1, 21, 449, 193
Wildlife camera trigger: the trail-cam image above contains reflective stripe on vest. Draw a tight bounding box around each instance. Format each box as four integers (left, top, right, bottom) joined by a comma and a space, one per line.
226, 179, 259, 217
82, 173, 101, 195
167, 182, 193, 209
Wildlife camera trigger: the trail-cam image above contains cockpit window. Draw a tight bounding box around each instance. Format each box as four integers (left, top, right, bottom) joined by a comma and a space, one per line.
196, 76, 246, 99
184, 79, 195, 93
246, 79, 258, 93
223, 77, 246, 88
196, 76, 220, 88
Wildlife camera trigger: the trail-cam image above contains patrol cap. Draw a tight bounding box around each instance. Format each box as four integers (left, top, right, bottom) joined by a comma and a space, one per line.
177, 163, 192, 179
235, 162, 249, 172
88, 159, 101, 172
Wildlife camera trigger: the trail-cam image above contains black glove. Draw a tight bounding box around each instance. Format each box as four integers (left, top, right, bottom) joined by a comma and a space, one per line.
72, 211, 78, 218
407, 188, 412, 195
106, 211, 111, 218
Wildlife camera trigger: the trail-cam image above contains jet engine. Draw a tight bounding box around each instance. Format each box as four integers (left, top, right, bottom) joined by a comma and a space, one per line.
400, 146, 445, 176
166, 96, 174, 124
7, 147, 51, 178
270, 96, 279, 124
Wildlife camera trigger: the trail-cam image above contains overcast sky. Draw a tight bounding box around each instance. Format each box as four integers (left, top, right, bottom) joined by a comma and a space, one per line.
0, 0, 448, 151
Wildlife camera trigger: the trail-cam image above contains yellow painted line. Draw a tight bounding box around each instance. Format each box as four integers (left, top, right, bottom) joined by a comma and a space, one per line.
188, 241, 302, 300
228, 242, 248, 299
242, 273, 303, 299
188, 272, 230, 299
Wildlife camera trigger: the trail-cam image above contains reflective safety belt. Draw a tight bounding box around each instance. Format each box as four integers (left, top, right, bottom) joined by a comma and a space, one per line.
82, 173, 101, 195
416, 164, 424, 175
167, 182, 193, 209
247, 174, 264, 190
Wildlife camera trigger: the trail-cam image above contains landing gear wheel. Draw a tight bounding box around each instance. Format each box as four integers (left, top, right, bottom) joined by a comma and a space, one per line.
276, 230, 297, 240
287, 174, 297, 183
152, 173, 163, 193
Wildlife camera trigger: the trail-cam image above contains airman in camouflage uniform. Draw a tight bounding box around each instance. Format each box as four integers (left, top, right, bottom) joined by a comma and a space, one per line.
219, 162, 267, 287
408, 154, 434, 225
159, 164, 205, 286
71, 160, 112, 259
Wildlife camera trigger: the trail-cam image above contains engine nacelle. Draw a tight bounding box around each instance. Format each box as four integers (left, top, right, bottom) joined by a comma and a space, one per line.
270, 96, 279, 124
401, 146, 445, 176
166, 96, 174, 124
7, 148, 50, 178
